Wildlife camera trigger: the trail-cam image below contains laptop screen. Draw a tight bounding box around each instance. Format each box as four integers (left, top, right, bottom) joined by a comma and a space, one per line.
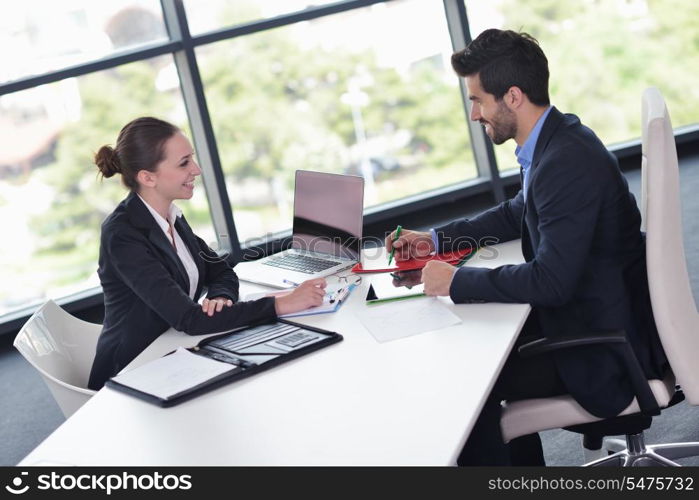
291, 170, 364, 260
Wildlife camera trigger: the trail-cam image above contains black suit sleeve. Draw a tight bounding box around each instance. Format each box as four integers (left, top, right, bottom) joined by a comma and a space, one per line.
433, 191, 524, 252
103, 226, 276, 335
449, 157, 602, 306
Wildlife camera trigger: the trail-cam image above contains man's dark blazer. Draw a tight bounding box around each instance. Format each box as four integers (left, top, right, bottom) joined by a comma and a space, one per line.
88, 192, 277, 390
434, 107, 668, 418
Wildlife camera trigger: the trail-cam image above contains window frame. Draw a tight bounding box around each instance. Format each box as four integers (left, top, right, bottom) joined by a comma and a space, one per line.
1, 0, 697, 335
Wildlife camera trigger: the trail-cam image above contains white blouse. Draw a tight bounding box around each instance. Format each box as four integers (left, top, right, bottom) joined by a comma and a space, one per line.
138, 195, 200, 299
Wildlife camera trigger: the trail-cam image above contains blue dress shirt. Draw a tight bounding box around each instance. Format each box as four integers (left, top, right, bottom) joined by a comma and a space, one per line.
516, 106, 552, 201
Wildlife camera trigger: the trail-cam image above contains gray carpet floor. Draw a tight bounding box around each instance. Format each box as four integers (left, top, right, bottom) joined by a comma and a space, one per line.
2, 155, 699, 466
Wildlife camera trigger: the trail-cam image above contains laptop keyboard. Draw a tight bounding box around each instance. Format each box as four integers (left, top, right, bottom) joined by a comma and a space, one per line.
208, 323, 310, 353
262, 253, 341, 274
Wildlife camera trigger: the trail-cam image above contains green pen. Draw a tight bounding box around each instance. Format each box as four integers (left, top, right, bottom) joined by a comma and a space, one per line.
387, 224, 402, 265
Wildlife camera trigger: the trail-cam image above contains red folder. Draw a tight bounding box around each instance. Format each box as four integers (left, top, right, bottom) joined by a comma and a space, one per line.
351, 248, 473, 274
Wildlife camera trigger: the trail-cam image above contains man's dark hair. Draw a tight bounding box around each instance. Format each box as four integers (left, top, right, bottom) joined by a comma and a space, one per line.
451, 29, 550, 106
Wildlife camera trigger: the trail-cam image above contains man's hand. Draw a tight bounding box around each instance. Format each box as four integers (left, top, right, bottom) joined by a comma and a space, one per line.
422, 261, 457, 297
274, 278, 327, 315
385, 228, 435, 262
201, 296, 234, 316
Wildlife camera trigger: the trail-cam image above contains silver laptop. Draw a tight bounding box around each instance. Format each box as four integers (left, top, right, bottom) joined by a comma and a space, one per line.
234, 170, 364, 288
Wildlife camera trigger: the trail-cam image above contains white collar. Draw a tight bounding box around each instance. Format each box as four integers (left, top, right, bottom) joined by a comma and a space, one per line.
137, 194, 182, 232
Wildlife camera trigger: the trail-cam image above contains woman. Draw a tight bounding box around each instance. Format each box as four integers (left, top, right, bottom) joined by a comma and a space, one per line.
88, 117, 325, 389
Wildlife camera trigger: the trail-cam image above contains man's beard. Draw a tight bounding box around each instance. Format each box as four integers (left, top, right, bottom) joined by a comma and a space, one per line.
482, 101, 517, 145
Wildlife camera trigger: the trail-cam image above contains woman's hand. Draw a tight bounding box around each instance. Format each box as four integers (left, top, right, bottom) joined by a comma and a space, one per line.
274, 278, 327, 316
201, 296, 234, 316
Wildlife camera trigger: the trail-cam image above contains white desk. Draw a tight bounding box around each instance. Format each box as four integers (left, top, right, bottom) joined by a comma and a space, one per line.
20, 241, 529, 466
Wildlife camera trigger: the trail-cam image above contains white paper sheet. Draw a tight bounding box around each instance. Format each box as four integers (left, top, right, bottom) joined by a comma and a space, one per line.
111, 347, 236, 400
357, 297, 462, 343
360, 246, 399, 271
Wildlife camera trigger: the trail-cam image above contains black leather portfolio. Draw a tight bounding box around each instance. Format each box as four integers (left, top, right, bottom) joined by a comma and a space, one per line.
105, 319, 342, 407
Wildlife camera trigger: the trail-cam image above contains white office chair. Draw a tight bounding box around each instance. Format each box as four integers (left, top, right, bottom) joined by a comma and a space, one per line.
499, 88, 699, 466
13, 300, 101, 418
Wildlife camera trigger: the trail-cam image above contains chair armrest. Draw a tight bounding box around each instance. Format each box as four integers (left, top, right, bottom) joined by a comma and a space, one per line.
517, 331, 628, 357
518, 330, 660, 416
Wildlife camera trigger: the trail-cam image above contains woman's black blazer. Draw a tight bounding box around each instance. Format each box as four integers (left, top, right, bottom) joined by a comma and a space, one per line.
88, 192, 276, 389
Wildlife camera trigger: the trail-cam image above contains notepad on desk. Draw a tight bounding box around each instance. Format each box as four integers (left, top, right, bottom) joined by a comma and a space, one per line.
110, 347, 239, 402
245, 283, 356, 317
358, 297, 462, 343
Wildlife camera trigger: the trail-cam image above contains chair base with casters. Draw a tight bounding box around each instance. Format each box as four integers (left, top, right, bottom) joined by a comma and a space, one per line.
13, 300, 101, 418
571, 390, 699, 466
585, 432, 699, 467
571, 413, 652, 463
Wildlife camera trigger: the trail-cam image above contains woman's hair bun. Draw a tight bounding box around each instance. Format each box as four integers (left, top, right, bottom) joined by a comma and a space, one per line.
94, 145, 121, 178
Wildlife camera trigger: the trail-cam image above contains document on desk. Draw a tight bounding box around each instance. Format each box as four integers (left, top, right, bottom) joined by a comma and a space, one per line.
110, 347, 237, 401
357, 297, 461, 343
245, 283, 356, 317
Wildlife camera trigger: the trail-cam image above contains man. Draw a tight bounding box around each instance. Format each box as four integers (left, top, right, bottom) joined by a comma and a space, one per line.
386, 29, 667, 465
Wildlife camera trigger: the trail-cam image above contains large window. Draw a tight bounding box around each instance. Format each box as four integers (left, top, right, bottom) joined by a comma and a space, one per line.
197, 0, 473, 243
465, 0, 699, 171
0, 56, 214, 317
0, 0, 167, 84
2, 0, 697, 320
184, 0, 340, 35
